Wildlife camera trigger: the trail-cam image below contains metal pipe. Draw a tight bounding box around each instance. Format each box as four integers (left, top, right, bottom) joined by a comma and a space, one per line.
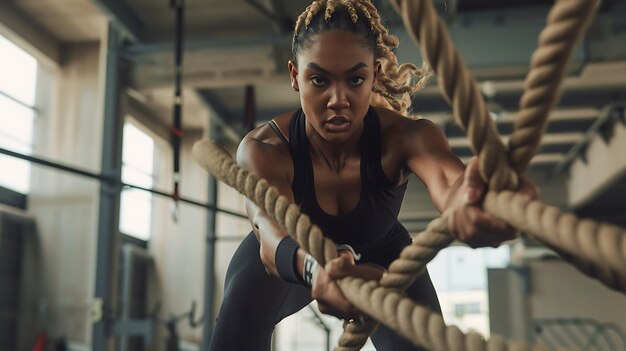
170, 0, 185, 205
0, 90, 39, 113
0, 147, 247, 219
0, 147, 108, 182
93, 22, 124, 351
244, 85, 256, 132
122, 183, 246, 219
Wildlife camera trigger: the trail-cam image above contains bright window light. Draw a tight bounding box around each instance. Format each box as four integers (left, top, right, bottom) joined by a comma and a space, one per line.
0, 36, 37, 105
119, 122, 155, 241
427, 245, 510, 336
0, 35, 37, 194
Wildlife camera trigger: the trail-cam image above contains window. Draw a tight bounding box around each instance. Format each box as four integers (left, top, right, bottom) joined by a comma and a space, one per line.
427, 245, 510, 336
119, 122, 155, 241
454, 302, 482, 317
0, 35, 38, 194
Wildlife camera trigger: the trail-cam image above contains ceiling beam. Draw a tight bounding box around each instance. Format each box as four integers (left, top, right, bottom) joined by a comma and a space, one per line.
242, 0, 291, 30
134, 71, 289, 90
90, 0, 145, 42
424, 108, 601, 125
413, 85, 626, 114
0, 1, 61, 66
124, 33, 292, 56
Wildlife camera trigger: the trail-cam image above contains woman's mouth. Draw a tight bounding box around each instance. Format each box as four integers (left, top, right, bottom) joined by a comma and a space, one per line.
325, 116, 351, 132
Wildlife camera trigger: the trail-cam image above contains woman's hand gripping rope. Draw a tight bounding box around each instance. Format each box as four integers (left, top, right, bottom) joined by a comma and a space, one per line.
448, 157, 539, 248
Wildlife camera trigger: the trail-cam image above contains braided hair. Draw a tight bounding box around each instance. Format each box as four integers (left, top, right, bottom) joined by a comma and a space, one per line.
292, 0, 431, 115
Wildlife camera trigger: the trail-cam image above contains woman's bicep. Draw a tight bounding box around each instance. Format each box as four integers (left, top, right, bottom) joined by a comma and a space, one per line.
236, 137, 295, 202
236, 137, 295, 235
404, 120, 465, 211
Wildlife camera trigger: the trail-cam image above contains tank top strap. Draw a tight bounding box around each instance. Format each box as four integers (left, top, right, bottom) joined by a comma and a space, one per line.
267, 120, 289, 145
362, 107, 396, 189
288, 109, 311, 203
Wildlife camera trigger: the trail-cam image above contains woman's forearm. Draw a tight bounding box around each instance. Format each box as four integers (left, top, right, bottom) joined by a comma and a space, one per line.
248, 200, 307, 279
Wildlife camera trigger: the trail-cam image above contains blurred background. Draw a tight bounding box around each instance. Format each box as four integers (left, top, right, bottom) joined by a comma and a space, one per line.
1, 0, 626, 350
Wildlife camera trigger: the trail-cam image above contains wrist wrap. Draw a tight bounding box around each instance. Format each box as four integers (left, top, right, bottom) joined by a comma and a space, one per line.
275, 236, 303, 284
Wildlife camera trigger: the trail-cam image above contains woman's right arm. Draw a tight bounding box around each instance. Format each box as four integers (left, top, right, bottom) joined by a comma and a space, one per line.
235, 131, 300, 277
235, 130, 362, 319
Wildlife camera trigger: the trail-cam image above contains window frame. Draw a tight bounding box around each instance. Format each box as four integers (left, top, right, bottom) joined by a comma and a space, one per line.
0, 34, 39, 195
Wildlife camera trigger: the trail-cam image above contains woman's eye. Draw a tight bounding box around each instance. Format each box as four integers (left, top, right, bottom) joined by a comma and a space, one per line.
310, 75, 327, 86
350, 76, 365, 86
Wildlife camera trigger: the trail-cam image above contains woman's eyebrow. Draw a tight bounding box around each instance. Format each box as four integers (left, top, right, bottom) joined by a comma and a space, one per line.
307, 62, 368, 74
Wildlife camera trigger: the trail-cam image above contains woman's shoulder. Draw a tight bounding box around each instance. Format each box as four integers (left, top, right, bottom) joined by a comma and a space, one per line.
373, 106, 442, 140
236, 111, 294, 177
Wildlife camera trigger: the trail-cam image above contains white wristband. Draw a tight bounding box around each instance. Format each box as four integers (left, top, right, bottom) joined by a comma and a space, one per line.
303, 253, 319, 288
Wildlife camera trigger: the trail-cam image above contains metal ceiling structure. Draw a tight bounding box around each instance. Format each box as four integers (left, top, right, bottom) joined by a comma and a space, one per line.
3, 0, 626, 222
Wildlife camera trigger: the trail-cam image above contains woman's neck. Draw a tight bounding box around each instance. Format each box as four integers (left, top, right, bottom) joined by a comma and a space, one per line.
305, 120, 364, 173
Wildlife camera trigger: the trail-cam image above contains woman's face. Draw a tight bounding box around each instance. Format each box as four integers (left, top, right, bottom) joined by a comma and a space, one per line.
289, 30, 380, 144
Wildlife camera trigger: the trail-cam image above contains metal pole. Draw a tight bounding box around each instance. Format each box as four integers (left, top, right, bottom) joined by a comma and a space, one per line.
244, 85, 256, 132
169, 0, 185, 207
201, 122, 220, 349
93, 23, 124, 351
0, 147, 247, 219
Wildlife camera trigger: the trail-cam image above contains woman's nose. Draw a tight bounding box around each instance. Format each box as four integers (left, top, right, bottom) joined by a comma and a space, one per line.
327, 86, 349, 110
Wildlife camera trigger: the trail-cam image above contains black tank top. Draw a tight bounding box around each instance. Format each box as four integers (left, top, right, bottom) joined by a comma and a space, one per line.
269, 107, 411, 268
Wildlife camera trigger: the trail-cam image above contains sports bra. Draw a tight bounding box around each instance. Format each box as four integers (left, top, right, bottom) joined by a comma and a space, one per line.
268, 107, 411, 267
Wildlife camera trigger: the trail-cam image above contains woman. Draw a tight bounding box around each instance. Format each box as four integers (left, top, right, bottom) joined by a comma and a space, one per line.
208, 1, 534, 350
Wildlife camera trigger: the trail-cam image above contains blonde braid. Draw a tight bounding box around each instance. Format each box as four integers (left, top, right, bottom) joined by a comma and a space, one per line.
294, 0, 431, 115
306, 1, 324, 28
325, 0, 335, 21
345, 0, 359, 23
354, 2, 374, 30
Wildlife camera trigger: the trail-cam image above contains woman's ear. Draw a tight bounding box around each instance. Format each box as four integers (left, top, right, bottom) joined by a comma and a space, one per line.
288, 60, 299, 91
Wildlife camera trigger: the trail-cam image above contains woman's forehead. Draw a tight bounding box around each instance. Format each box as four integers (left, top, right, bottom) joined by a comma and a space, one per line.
298, 31, 375, 68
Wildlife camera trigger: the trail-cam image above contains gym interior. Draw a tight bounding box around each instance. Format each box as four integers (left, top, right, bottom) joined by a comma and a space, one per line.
1, 0, 625, 350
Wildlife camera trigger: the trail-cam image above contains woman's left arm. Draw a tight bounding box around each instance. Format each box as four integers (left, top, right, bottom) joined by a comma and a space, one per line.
402, 118, 537, 248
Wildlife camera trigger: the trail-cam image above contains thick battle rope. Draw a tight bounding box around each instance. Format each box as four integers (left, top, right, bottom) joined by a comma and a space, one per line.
340, 0, 603, 348
192, 0, 624, 349
508, 0, 599, 173
193, 142, 589, 351
389, 0, 518, 192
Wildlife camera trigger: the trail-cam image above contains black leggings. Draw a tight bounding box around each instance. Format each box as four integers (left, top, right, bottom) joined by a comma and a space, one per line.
208, 233, 441, 351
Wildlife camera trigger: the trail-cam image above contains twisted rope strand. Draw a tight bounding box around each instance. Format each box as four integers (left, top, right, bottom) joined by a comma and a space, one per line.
484, 191, 626, 291
389, 0, 518, 191
508, 0, 599, 173
342, 0, 523, 346
193, 1, 617, 349
192, 141, 594, 350
339, 276, 567, 351
193, 141, 338, 266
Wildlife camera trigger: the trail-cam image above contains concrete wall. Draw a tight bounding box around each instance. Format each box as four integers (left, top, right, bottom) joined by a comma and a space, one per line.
529, 260, 626, 328
28, 41, 104, 345
489, 260, 626, 346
